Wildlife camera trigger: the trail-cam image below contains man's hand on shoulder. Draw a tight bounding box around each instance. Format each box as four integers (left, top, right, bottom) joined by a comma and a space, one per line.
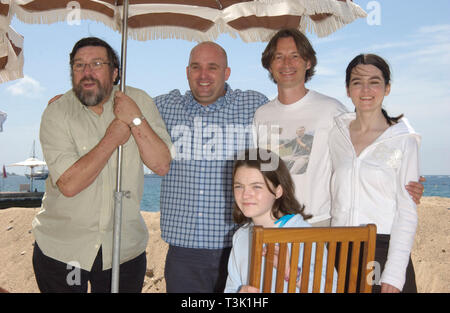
405, 176, 426, 204
48, 94, 63, 105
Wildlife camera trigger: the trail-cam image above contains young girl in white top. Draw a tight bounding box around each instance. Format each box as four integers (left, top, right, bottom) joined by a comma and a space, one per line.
329, 54, 420, 293
224, 148, 336, 293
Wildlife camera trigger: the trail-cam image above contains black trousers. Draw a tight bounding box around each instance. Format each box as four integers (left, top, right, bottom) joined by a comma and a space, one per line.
32, 242, 146, 293
164, 245, 231, 293
371, 234, 417, 293
335, 234, 417, 293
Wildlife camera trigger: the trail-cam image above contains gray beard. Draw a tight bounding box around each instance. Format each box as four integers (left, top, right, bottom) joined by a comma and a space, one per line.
73, 77, 110, 107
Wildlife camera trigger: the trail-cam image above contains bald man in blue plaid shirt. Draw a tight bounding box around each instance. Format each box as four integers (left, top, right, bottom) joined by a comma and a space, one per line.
155, 42, 268, 292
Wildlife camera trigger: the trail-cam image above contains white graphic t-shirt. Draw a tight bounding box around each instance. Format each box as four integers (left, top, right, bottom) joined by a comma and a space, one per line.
253, 90, 348, 223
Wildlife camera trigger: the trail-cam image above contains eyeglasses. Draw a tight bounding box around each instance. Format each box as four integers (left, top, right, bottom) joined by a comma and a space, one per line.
72, 61, 110, 72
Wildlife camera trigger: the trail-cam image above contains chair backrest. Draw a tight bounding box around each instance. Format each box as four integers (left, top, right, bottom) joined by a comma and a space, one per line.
249, 224, 377, 293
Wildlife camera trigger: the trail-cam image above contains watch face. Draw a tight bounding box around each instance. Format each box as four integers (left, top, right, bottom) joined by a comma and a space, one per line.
133, 117, 142, 126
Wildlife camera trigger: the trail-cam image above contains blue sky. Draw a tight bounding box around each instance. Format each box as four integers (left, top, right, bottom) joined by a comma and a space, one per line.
1, 0, 449, 175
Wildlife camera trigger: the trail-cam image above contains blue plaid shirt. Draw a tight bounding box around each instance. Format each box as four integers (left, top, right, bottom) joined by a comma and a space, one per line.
155, 84, 268, 249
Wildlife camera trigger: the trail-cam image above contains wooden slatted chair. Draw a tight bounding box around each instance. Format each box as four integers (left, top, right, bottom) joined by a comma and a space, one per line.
249, 224, 377, 293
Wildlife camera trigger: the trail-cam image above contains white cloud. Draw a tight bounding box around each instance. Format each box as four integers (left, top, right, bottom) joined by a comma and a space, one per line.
397, 44, 450, 65
417, 24, 450, 34
362, 24, 450, 68
366, 24, 450, 57
367, 41, 415, 51
6, 75, 45, 97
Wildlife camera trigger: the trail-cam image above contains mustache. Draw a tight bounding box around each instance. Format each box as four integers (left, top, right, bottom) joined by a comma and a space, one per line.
80, 76, 100, 84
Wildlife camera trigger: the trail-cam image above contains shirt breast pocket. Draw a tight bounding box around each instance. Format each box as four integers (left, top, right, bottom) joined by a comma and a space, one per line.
66, 118, 98, 158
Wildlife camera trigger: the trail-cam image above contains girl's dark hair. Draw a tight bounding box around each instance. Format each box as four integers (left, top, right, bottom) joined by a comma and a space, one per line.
346, 53, 403, 125
70, 37, 120, 85
232, 148, 311, 225
261, 28, 317, 84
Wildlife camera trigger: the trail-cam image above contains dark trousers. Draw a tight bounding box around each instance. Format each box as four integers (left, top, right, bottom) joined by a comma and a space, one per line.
32, 242, 146, 293
371, 234, 417, 293
335, 234, 417, 293
164, 245, 231, 293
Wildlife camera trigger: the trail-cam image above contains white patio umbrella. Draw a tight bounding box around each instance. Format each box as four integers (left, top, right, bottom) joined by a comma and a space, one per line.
9, 157, 46, 192
1, 0, 367, 292
9, 157, 46, 167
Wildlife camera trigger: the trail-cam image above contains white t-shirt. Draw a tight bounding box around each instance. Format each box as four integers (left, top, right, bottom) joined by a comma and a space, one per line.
253, 90, 347, 223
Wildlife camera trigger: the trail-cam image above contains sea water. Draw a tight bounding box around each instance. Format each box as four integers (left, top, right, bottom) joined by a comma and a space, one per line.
1, 175, 449, 212
0, 174, 161, 212
422, 175, 450, 198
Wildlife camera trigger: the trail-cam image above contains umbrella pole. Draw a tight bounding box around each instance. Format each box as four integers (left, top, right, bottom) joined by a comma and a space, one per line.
29, 167, 34, 192
111, 0, 129, 294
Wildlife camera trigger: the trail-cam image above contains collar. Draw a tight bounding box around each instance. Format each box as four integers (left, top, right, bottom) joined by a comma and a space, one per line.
274, 214, 295, 228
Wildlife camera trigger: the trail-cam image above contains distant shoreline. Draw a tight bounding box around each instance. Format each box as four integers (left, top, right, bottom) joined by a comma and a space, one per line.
2, 176, 450, 209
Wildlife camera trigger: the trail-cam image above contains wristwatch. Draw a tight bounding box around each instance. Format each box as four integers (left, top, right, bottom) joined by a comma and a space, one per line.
129, 116, 146, 128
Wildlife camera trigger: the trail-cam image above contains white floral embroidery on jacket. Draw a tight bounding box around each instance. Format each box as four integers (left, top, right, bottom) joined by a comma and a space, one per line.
373, 144, 403, 169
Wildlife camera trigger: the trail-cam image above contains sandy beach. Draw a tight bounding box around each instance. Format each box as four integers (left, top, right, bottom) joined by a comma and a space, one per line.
0, 196, 448, 293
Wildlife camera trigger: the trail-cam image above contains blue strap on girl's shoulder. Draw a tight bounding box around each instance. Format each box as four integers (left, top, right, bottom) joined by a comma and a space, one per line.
274, 214, 295, 228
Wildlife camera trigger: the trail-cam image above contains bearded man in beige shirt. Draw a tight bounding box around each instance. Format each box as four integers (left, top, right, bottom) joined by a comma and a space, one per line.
32, 37, 173, 293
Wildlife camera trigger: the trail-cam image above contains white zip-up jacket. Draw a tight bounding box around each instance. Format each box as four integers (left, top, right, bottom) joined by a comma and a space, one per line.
329, 113, 420, 290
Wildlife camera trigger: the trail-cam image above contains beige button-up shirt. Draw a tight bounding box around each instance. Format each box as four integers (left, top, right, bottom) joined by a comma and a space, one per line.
33, 85, 173, 271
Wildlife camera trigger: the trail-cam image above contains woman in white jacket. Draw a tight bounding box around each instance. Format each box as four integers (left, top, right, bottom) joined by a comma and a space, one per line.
329, 54, 420, 293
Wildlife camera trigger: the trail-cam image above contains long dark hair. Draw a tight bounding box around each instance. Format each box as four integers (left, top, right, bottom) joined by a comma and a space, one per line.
70, 37, 120, 85
346, 54, 403, 125
232, 148, 311, 225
